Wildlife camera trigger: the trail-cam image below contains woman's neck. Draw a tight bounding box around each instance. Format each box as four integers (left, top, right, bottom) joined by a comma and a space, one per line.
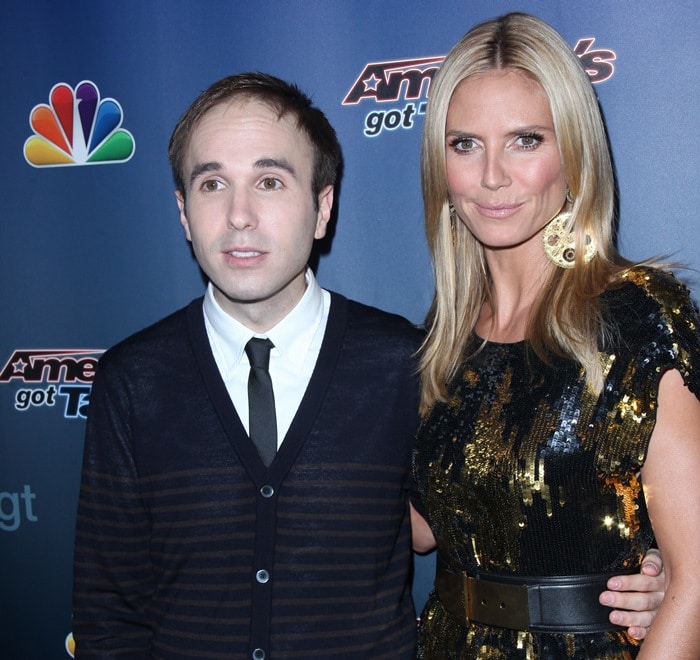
476, 248, 550, 343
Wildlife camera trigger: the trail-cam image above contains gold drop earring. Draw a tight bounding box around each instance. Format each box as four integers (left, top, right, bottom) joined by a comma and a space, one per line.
542, 195, 595, 268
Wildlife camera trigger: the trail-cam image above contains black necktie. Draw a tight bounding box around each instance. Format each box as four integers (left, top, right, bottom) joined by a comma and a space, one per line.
244, 337, 277, 466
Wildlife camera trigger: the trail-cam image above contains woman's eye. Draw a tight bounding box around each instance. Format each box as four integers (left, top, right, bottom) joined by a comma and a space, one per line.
516, 133, 543, 149
450, 137, 476, 152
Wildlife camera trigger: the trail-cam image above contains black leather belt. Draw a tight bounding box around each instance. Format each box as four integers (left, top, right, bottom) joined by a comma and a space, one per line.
435, 568, 625, 634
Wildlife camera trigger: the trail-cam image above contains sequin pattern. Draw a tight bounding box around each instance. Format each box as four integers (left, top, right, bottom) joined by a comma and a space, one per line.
413, 267, 700, 658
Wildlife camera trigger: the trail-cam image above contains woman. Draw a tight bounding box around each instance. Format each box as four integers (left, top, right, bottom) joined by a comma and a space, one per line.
411, 12, 700, 658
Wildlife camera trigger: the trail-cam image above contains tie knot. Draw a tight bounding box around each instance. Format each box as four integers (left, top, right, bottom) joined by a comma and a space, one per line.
245, 337, 274, 370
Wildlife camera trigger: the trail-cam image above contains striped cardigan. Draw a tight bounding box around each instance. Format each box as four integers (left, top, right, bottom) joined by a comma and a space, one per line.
73, 293, 422, 659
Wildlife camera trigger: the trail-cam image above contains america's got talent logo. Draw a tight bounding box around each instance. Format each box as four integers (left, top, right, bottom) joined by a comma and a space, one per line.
0, 349, 104, 419
343, 38, 616, 137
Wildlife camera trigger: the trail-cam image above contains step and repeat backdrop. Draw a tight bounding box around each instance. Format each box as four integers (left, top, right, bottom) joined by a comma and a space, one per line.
1, 1, 697, 657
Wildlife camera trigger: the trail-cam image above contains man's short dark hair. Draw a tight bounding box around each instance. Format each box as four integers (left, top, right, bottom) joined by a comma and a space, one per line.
168, 72, 342, 208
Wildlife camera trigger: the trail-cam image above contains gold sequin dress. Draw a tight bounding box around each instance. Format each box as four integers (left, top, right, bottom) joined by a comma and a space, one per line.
413, 267, 700, 659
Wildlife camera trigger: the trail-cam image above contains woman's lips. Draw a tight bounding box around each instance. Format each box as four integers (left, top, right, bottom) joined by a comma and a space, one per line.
474, 203, 523, 219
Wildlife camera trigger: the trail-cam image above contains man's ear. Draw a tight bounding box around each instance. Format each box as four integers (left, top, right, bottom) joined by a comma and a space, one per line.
175, 190, 192, 242
314, 185, 334, 240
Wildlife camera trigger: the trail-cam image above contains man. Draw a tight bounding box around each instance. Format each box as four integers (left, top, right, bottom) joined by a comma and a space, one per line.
73, 73, 663, 658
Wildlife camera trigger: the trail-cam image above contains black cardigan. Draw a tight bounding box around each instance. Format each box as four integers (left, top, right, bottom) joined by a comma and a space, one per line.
73, 292, 422, 659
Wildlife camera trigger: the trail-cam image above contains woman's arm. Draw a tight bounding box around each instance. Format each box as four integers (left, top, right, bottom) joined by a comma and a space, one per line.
410, 503, 436, 554
637, 368, 700, 658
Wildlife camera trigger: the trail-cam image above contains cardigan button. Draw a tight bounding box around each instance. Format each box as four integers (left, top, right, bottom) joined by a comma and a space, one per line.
256, 569, 270, 583
252, 649, 266, 659
260, 485, 274, 498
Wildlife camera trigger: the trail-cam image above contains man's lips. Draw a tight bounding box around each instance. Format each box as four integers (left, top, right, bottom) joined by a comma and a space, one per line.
222, 248, 267, 266
227, 249, 264, 258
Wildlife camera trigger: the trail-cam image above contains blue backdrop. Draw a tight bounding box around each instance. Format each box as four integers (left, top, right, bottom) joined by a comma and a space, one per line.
1, 1, 698, 657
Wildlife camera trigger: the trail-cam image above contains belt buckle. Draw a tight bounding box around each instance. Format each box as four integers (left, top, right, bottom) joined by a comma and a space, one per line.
464, 575, 531, 631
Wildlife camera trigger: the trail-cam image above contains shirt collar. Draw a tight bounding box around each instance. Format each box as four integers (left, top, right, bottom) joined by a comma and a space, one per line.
203, 268, 325, 372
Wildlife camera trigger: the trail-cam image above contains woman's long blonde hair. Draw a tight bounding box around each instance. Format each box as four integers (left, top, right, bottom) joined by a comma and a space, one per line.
419, 12, 631, 414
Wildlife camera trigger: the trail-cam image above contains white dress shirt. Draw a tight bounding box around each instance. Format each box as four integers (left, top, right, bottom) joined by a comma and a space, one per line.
202, 269, 330, 447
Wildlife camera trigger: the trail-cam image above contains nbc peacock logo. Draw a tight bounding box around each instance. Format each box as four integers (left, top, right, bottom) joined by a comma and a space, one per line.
24, 80, 135, 167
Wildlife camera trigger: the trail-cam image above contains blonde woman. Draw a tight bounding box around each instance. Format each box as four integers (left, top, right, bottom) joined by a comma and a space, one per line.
411, 12, 700, 658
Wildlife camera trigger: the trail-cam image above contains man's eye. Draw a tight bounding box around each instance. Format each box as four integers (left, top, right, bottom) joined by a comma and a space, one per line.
260, 177, 282, 190
202, 180, 222, 192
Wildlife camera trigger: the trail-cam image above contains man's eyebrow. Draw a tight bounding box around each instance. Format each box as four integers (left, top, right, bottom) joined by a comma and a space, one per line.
254, 157, 297, 177
187, 158, 298, 187
188, 161, 222, 185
